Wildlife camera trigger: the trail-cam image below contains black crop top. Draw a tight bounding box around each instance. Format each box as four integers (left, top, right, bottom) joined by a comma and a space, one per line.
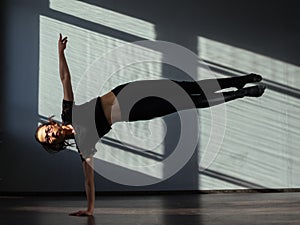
61, 97, 112, 160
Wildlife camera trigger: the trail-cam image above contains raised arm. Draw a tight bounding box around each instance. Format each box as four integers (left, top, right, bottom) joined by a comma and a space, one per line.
58, 33, 74, 102
70, 157, 95, 216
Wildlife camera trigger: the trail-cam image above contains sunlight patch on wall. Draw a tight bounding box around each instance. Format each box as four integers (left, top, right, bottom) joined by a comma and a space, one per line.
39, 15, 128, 120
49, 0, 156, 40
197, 36, 300, 190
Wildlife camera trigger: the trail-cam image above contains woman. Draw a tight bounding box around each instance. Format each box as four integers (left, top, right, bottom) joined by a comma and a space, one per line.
35, 34, 265, 216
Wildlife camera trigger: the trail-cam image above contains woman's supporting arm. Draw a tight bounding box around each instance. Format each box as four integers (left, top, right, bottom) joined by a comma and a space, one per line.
58, 33, 74, 102
69, 157, 95, 216
83, 157, 95, 214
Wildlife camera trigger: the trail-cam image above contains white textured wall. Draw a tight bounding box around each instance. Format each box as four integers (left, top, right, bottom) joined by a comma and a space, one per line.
2, 0, 299, 192
198, 37, 300, 190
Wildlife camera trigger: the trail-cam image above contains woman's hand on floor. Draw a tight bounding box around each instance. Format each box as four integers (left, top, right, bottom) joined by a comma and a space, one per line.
69, 210, 93, 217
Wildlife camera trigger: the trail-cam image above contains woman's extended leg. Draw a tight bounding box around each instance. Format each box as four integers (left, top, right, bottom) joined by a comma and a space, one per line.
190, 84, 266, 108
172, 73, 262, 94
122, 84, 266, 122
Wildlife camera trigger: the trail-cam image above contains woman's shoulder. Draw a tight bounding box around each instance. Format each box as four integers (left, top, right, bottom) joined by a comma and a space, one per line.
62, 99, 74, 125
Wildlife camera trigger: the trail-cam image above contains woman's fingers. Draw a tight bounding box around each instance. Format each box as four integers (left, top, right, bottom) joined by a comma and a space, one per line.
69, 210, 92, 217
58, 33, 68, 53
69, 210, 82, 216
59, 33, 68, 43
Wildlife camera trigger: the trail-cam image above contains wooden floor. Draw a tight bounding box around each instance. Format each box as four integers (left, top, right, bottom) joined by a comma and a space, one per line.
1, 192, 300, 225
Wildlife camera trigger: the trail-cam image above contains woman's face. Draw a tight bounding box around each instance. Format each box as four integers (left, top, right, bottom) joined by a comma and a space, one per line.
37, 123, 65, 144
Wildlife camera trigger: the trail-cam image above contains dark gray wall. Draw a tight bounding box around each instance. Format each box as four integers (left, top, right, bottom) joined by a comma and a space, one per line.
1, 0, 299, 192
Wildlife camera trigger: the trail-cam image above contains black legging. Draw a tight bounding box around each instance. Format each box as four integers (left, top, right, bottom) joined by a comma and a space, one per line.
111, 77, 245, 122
